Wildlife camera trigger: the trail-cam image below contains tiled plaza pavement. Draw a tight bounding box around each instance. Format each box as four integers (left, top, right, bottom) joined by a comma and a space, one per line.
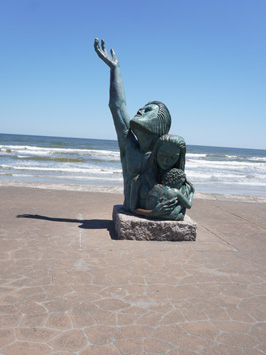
1, 186, 266, 355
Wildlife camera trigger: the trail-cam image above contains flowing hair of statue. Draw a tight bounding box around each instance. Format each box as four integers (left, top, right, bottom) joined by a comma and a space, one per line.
146, 101, 171, 136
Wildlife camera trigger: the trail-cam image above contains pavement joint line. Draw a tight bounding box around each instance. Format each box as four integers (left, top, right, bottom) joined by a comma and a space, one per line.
201, 224, 239, 252
215, 205, 266, 231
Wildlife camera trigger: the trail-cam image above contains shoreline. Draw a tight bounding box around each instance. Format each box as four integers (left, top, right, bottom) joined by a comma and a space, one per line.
1, 179, 266, 203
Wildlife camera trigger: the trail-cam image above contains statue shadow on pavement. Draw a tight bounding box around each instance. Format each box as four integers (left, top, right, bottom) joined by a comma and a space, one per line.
16, 214, 118, 240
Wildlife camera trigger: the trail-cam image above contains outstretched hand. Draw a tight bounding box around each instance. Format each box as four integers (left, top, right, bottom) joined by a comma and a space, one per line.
94, 38, 119, 69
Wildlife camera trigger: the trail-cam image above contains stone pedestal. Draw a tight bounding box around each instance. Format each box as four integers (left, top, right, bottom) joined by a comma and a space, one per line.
112, 205, 197, 241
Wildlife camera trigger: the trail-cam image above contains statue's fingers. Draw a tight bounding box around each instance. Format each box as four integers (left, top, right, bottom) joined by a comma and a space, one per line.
162, 198, 177, 206
110, 48, 117, 61
101, 39, 106, 52
94, 38, 100, 51
164, 201, 177, 210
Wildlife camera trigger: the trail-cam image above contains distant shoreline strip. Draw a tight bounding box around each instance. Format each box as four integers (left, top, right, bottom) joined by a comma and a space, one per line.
1, 179, 266, 203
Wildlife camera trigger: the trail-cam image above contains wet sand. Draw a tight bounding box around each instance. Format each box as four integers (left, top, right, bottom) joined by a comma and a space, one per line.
1, 183, 266, 354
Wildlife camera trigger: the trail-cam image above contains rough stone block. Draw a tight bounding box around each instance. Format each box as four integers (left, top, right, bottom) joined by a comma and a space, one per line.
112, 205, 197, 241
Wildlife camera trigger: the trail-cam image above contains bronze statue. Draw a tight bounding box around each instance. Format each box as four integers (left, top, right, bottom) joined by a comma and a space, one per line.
94, 39, 194, 220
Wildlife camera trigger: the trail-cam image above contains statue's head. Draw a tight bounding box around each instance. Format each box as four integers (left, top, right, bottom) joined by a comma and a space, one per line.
162, 168, 186, 189
153, 134, 186, 172
130, 101, 171, 151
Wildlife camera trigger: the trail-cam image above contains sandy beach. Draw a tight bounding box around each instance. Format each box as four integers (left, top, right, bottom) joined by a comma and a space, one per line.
1, 182, 266, 354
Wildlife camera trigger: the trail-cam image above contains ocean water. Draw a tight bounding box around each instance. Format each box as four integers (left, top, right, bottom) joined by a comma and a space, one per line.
1, 133, 266, 196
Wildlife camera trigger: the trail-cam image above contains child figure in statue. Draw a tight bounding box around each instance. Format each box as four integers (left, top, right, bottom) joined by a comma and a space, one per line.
144, 168, 194, 221
130, 134, 194, 220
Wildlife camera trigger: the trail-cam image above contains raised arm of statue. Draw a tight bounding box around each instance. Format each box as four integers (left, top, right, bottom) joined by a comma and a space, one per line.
94, 39, 130, 154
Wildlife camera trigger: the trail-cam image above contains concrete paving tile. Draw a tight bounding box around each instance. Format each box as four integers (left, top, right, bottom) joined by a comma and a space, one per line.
71, 301, 98, 314
80, 345, 121, 355
217, 332, 259, 347
204, 307, 230, 321
146, 284, 174, 300
46, 312, 72, 329
15, 300, 47, 314
256, 342, 266, 353
199, 344, 242, 354
117, 312, 139, 325
50, 272, 73, 284
258, 302, 266, 313
44, 285, 73, 296
171, 334, 215, 350
168, 285, 200, 300
169, 348, 199, 355
123, 284, 146, 296
248, 284, 266, 296
72, 284, 103, 293
147, 301, 175, 314
135, 311, 163, 326
224, 307, 255, 322
0, 305, 20, 314
30, 277, 52, 286
65, 291, 101, 302
115, 325, 154, 338
239, 297, 266, 311
16, 327, 60, 341
114, 338, 143, 354
221, 284, 251, 298
180, 306, 208, 321
123, 275, 146, 284
0, 314, 21, 327
195, 282, 226, 294
250, 322, 266, 341
85, 325, 115, 344
89, 309, 117, 325
98, 285, 127, 299
0, 329, 15, 348
121, 295, 159, 310
4, 278, 31, 288
95, 298, 130, 312
24, 293, 58, 303
0, 287, 16, 295
69, 310, 96, 327
181, 321, 220, 339
160, 310, 185, 324
71, 272, 93, 285
48, 329, 88, 351
153, 324, 187, 341
1, 341, 52, 355
144, 337, 173, 352
42, 299, 78, 312
244, 349, 266, 355
15, 286, 45, 298
212, 320, 252, 333
20, 313, 47, 327
209, 294, 241, 307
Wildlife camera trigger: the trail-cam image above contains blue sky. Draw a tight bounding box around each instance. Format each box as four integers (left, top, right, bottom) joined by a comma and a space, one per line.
1, 0, 265, 149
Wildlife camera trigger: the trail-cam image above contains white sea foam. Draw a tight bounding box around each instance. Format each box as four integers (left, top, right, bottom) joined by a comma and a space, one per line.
1, 134, 266, 196
187, 159, 266, 171
0, 144, 120, 158
0, 164, 122, 175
